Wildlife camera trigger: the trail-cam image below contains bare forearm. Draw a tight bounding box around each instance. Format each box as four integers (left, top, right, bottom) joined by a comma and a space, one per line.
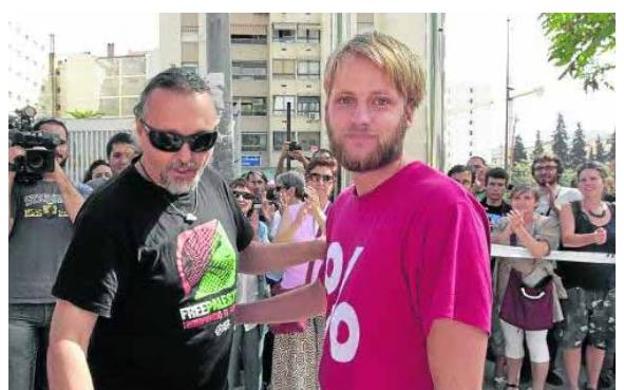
239, 239, 326, 274
516, 228, 549, 258
235, 280, 326, 324
428, 319, 487, 390
9, 172, 16, 232
56, 175, 85, 223
48, 341, 94, 390
562, 233, 598, 248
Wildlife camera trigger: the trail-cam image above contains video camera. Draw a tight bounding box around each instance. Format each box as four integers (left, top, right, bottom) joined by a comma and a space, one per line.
8, 106, 61, 184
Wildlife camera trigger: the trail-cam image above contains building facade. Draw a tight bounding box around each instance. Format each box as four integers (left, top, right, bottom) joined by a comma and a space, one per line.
157, 13, 446, 178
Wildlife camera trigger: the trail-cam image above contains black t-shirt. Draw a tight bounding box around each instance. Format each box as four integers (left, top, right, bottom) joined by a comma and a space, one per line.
558, 201, 615, 290
53, 165, 254, 390
480, 199, 512, 227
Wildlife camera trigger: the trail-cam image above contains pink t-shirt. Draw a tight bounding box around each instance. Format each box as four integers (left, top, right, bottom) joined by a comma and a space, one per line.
280, 202, 323, 289
319, 162, 492, 389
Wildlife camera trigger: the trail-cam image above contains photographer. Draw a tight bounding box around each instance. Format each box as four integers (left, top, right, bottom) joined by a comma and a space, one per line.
275, 141, 309, 176
9, 118, 91, 390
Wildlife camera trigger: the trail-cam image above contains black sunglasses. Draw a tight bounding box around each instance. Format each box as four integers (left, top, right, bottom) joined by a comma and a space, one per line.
233, 190, 255, 201
140, 119, 218, 153
308, 172, 334, 182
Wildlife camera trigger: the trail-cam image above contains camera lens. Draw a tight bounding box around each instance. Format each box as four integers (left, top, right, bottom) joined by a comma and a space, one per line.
27, 152, 45, 170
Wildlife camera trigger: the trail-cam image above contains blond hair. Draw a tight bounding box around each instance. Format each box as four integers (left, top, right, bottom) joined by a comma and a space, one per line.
323, 31, 426, 110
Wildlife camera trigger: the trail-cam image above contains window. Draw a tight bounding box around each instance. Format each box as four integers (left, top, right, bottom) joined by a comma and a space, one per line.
273, 24, 296, 42
297, 132, 321, 151
99, 98, 119, 116
231, 34, 267, 44
273, 95, 295, 115
272, 131, 289, 151
181, 42, 199, 63
98, 58, 119, 77
121, 97, 139, 116
242, 133, 268, 152
236, 97, 267, 116
232, 61, 267, 80
100, 77, 119, 97
297, 24, 320, 43
297, 60, 320, 79
272, 59, 296, 79
297, 96, 320, 117
121, 57, 146, 76
121, 76, 145, 96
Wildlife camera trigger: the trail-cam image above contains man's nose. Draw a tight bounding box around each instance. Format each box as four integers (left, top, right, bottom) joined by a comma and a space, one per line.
352, 103, 372, 126
175, 142, 193, 163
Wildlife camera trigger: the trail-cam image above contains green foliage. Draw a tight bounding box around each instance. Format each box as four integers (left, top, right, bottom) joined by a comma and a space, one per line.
560, 168, 576, 187
66, 109, 104, 119
512, 134, 528, 163
532, 130, 545, 160
551, 113, 570, 167
607, 131, 615, 161
540, 13, 615, 92
510, 161, 533, 187
569, 122, 588, 168
594, 135, 607, 163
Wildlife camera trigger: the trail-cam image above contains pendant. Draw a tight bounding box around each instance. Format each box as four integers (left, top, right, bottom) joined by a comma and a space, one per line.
184, 213, 197, 224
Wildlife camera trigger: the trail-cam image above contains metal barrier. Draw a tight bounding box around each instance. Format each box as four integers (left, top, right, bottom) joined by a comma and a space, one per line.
66, 128, 123, 184
491, 244, 615, 265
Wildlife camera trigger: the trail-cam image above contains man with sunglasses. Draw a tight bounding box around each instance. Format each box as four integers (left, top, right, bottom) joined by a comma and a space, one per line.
47, 67, 325, 390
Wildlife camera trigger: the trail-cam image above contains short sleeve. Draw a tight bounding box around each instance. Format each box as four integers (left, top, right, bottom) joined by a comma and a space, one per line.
534, 215, 560, 254
407, 200, 492, 337
52, 206, 130, 318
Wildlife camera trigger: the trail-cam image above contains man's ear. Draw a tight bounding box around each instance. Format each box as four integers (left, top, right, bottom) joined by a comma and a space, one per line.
403, 104, 415, 128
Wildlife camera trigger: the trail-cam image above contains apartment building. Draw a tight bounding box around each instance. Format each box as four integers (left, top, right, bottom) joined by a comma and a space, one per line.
158, 13, 445, 176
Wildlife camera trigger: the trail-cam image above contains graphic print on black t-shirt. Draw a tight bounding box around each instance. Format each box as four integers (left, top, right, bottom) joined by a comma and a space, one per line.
177, 220, 237, 330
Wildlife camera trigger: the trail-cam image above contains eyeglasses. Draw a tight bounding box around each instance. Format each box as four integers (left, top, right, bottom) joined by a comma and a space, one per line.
308, 172, 334, 183
233, 190, 255, 201
140, 119, 218, 153
535, 165, 558, 172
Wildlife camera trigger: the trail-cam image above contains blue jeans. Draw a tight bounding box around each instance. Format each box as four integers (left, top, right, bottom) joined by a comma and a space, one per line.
9, 303, 55, 390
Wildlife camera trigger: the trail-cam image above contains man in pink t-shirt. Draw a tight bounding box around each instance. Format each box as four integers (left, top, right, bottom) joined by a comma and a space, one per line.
235, 31, 492, 389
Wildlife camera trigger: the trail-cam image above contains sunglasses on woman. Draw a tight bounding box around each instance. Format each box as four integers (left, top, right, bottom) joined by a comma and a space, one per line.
140, 119, 218, 153
233, 191, 256, 201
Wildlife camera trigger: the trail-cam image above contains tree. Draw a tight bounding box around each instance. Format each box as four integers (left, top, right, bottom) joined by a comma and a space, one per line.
569, 122, 588, 168
607, 131, 615, 162
510, 161, 533, 188
594, 135, 607, 163
540, 13, 615, 92
512, 134, 528, 163
588, 147, 595, 161
551, 113, 570, 167
66, 109, 104, 119
532, 130, 545, 160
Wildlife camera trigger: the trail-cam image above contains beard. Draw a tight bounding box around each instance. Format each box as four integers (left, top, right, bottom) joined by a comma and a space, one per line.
326, 113, 408, 173
161, 159, 208, 195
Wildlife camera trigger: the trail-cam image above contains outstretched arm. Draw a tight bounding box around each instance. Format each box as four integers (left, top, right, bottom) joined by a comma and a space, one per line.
235, 279, 326, 324
239, 239, 326, 275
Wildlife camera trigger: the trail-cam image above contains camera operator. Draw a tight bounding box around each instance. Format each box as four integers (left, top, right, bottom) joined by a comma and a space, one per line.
9, 118, 92, 390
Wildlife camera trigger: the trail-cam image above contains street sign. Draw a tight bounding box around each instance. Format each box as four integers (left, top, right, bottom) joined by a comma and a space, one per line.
241, 155, 261, 167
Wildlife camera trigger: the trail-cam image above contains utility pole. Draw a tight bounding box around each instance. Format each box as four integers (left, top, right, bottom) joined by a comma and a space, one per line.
206, 14, 236, 180
504, 17, 511, 171
49, 34, 57, 117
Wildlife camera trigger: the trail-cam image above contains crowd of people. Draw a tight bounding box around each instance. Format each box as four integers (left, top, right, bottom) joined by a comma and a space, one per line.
447, 155, 616, 390
8, 31, 614, 390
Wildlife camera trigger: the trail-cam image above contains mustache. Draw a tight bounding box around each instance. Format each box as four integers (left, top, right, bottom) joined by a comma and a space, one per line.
169, 160, 199, 170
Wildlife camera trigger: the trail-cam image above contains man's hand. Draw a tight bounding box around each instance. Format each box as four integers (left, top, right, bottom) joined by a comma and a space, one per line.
9, 145, 25, 166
